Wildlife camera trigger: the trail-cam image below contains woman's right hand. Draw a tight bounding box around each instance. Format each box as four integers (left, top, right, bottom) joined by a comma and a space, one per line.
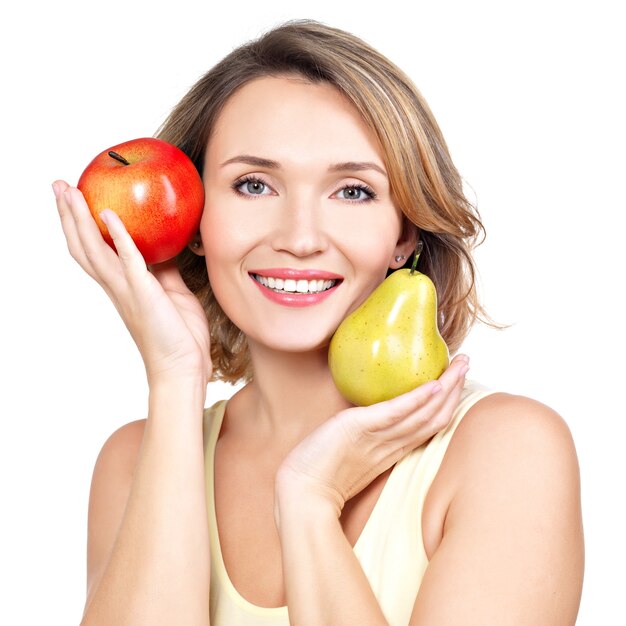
53, 180, 212, 388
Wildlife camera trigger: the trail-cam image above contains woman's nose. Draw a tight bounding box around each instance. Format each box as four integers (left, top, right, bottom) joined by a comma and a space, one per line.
271, 197, 329, 257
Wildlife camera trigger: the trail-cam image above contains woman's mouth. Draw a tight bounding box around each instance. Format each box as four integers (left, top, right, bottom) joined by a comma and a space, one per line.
251, 274, 339, 294
248, 269, 343, 307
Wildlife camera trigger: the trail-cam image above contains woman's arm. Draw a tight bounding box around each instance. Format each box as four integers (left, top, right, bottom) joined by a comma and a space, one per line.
274, 357, 469, 625
408, 394, 584, 625
276, 490, 388, 624
82, 378, 211, 626
53, 182, 213, 625
274, 377, 583, 625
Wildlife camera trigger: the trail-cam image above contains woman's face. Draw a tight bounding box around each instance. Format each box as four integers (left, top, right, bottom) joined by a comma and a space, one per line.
199, 75, 415, 353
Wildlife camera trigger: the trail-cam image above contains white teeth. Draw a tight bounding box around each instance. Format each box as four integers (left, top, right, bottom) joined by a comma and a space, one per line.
254, 274, 338, 293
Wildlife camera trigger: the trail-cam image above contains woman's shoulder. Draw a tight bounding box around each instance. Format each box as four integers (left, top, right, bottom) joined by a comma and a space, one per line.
439, 389, 582, 526
418, 390, 584, 621
425, 389, 580, 537
88, 419, 149, 518
89, 419, 148, 505
95, 418, 147, 468
454, 390, 578, 463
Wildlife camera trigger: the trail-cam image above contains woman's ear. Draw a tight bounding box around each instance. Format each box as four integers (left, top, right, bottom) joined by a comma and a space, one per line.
188, 233, 205, 256
390, 221, 418, 269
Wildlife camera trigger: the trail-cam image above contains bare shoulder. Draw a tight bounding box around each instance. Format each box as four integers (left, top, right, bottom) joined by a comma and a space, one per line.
427, 392, 582, 520
93, 418, 147, 472
444, 391, 583, 539
453, 391, 579, 467
413, 393, 584, 625
86, 419, 147, 600
89, 419, 148, 504
89, 418, 147, 523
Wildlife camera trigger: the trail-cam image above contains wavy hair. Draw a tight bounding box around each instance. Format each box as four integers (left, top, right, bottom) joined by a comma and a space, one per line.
156, 19, 494, 383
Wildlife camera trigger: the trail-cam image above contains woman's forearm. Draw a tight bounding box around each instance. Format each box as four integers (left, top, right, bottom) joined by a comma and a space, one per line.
276, 488, 388, 626
81, 378, 211, 626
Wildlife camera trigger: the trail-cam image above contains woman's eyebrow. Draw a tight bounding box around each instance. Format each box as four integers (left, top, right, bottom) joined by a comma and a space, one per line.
220, 155, 279, 169
328, 161, 387, 176
220, 155, 387, 176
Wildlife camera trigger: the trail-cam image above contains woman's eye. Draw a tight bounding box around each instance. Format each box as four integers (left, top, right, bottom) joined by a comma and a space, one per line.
231, 177, 377, 202
338, 184, 377, 202
232, 176, 271, 197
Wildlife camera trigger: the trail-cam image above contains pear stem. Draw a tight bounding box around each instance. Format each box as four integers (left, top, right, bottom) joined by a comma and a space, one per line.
108, 151, 130, 166
410, 241, 423, 275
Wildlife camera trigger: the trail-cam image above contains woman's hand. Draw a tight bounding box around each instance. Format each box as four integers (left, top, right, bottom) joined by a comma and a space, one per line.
53, 180, 212, 387
274, 354, 469, 523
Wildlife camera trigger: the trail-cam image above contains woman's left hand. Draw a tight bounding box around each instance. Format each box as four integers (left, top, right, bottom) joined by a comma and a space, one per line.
274, 354, 469, 523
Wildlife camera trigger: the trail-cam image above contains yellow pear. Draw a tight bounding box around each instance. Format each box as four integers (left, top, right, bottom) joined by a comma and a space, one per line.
328, 249, 449, 406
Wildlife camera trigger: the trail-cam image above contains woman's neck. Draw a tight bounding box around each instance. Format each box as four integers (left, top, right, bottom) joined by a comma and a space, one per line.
232, 340, 351, 445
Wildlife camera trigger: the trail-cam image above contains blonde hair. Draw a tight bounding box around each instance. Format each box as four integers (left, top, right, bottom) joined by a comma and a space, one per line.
157, 19, 492, 384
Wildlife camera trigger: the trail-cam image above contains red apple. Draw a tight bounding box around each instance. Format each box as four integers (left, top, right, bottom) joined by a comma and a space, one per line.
77, 137, 205, 265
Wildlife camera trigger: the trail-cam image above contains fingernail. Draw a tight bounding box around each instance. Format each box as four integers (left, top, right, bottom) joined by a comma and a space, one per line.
459, 365, 470, 379
431, 382, 442, 395
51, 183, 59, 199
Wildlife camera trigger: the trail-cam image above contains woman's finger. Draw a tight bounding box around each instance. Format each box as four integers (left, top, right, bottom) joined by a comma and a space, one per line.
61, 186, 126, 289
353, 379, 443, 431
355, 354, 468, 433
98, 208, 148, 281
53, 181, 99, 279
395, 370, 467, 449
388, 354, 469, 433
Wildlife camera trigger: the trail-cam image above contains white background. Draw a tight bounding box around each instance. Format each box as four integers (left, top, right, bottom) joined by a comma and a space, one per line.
1, 0, 623, 623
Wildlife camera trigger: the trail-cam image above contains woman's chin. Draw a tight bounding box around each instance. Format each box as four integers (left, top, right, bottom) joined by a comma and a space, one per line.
246, 331, 333, 356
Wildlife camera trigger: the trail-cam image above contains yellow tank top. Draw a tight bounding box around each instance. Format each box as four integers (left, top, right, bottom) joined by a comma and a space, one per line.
202, 381, 495, 625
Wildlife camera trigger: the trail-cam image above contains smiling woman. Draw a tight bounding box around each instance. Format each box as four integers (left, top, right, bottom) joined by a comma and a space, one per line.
53, 18, 583, 626
163, 32, 488, 383
193, 76, 411, 356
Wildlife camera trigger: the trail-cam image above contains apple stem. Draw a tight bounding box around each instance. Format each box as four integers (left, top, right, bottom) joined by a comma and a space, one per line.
108, 151, 131, 166
410, 241, 424, 275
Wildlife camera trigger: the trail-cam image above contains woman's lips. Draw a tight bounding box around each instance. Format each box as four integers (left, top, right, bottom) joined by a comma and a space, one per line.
248, 268, 343, 280
248, 269, 343, 308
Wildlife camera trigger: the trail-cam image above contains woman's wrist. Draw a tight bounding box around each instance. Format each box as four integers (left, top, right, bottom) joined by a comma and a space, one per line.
148, 370, 207, 393
274, 469, 342, 534
148, 375, 208, 416
145, 355, 211, 393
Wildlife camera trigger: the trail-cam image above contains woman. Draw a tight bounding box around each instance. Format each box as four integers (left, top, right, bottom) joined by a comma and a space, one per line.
53, 20, 584, 626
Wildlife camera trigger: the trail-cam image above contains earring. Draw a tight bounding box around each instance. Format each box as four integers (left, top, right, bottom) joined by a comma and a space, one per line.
395, 255, 407, 263
189, 238, 203, 253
